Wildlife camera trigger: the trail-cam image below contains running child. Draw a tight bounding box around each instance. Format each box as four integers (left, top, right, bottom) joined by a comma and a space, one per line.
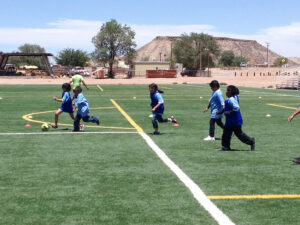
217, 85, 255, 151
73, 86, 100, 132
203, 80, 225, 141
52, 83, 74, 128
70, 71, 89, 90
288, 107, 300, 163
149, 83, 178, 135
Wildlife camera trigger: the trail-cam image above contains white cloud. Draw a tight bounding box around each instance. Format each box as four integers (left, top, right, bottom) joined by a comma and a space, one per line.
0, 19, 300, 57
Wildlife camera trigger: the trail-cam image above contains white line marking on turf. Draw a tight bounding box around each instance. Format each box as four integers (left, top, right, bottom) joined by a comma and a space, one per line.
97, 85, 104, 92
139, 132, 235, 225
0, 131, 138, 135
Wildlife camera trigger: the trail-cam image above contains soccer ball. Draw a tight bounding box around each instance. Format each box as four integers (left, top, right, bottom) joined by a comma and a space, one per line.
41, 123, 50, 131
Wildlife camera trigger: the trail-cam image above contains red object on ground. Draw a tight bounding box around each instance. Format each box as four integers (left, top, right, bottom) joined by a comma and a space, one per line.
25, 124, 31, 127
173, 123, 179, 127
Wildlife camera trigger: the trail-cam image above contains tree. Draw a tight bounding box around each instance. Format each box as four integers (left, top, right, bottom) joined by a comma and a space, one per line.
232, 56, 248, 67
55, 48, 90, 67
91, 19, 136, 78
172, 32, 219, 71
219, 50, 235, 66
274, 57, 288, 67
8, 43, 46, 69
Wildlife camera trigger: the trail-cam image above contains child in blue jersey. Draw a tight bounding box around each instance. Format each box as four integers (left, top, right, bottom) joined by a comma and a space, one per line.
203, 80, 225, 141
149, 83, 178, 135
52, 83, 74, 128
73, 86, 100, 132
217, 85, 255, 151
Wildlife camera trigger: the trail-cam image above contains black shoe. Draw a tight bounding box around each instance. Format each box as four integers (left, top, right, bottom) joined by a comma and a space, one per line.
50, 124, 58, 129
96, 119, 100, 125
153, 131, 160, 135
251, 138, 256, 151
219, 146, 231, 151
72, 130, 80, 132
292, 158, 300, 164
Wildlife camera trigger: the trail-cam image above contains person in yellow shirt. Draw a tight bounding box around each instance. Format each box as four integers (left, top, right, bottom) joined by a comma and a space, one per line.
70, 71, 89, 90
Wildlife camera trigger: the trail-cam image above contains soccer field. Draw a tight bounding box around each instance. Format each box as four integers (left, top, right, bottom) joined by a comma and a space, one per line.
1, 83, 300, 225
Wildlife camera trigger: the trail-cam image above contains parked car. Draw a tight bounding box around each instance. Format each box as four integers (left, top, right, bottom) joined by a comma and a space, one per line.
240, 62, 247, 67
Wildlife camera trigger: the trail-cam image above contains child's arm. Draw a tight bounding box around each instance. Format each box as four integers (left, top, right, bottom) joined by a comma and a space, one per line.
288, 108, 300, 122
82, 80, 89, 90
152, 103, 162, 112
203, 103, 210, 112
53, 97, 62, 102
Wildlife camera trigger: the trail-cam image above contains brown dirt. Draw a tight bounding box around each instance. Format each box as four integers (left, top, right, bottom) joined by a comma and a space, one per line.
0, 68, 296, 88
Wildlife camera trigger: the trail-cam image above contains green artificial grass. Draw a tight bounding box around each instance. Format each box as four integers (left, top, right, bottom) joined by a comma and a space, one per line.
0, 84, 300, 224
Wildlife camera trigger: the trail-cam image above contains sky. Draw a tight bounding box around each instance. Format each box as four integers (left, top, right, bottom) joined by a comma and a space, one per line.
1, 0, 300, 57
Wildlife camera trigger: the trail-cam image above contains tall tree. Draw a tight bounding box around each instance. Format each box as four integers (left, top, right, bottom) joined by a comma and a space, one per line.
55, 48, 90, 67
172, 33, 219, 71
8, 43, 46, 69
219, 50, 235, 66
273, 57, 288, 67
91, 19, 136, 78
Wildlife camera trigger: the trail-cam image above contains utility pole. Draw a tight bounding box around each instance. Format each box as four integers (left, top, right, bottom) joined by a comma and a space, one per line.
266, 42, 270, 68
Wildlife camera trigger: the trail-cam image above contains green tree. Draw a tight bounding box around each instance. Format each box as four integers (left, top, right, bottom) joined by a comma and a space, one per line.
172, 32, 219, 71
232, 56, 248, 67
219, 50, 235, 66
8, 43, 46, 69
91, 19, 136, 78
55, 48, 90, 67
274, 57, 288, 67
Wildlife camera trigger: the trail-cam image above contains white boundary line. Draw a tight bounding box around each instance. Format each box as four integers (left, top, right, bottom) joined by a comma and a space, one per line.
0, 131, 138, 135
139, 132, 235, 225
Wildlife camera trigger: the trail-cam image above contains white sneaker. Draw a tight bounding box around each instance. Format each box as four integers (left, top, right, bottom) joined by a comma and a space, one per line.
203, 136, 215, 141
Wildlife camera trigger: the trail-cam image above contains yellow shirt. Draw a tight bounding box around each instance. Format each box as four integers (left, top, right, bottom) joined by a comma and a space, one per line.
71, 75, 84, 89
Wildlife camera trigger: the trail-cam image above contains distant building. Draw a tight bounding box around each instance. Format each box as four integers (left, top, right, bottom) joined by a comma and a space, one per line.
133, 61, 170, 77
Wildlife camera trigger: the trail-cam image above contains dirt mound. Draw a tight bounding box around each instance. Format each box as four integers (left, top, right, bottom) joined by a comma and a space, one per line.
136, 36, 298, 66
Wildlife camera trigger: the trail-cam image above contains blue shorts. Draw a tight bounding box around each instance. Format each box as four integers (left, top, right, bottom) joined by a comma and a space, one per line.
60, 105, 73, 113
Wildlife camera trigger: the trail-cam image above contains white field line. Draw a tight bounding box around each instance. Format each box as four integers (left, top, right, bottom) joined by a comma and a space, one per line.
0, 131, 138, 135
139, 132, 235, 225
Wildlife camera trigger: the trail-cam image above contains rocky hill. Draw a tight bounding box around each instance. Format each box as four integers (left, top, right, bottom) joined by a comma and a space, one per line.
136, 36, 298, 66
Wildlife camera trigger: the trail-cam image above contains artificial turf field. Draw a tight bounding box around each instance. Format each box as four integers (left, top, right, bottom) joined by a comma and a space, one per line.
1, 83, 300, 225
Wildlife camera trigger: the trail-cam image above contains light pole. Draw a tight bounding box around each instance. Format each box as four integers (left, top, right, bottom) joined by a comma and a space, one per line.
266, 42, 270, 68
205, 48, 210, 76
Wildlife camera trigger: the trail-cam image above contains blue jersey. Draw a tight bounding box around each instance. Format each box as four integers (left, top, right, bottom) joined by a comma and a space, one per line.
75, 93, 90, 117
224, 95, 243, 127
209, 89, 224, 119
60, 91, 73, 113
150, 91, 165, 115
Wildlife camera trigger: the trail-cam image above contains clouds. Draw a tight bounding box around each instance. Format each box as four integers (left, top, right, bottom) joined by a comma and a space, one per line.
0, 19, 300, 57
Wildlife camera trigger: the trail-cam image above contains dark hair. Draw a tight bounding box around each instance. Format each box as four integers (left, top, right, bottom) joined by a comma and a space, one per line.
209, 80, 220, 88
74, 86, 82, 93
149, 83, 164, 93
62, 83, 71, 91
227, 85, 239, 96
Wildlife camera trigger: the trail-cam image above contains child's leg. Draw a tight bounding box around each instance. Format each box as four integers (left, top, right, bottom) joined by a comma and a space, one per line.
82, 115, 100, 124
233, 126, 255, 145
209, 118, 216, 137
69, 113, 75, 120
215, 118, 224, 129
152, 114, 159, 130
156, 115, 168, 123
54, 109, 63, 127
73, 113, 82, 131
222, 126, 233, 149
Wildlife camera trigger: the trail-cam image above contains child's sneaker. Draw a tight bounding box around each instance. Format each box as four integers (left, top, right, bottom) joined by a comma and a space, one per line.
170, 116, 177, 124
219, 146, 231, 151
153, 131, 160, 135
251, 138, 256, 151
50, 124, 58, 129
96, 119, 100, 125
203, 136, 215, 141
79, 123, 84, 131
292, 158, 300, 164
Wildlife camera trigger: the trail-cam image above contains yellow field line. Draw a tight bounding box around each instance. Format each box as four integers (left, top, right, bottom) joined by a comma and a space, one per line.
97, 85, 104, 92
110, 99, 144, 132
21, 107, 135, 130
267, 103, 297, 110
207, 194, 300, 200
